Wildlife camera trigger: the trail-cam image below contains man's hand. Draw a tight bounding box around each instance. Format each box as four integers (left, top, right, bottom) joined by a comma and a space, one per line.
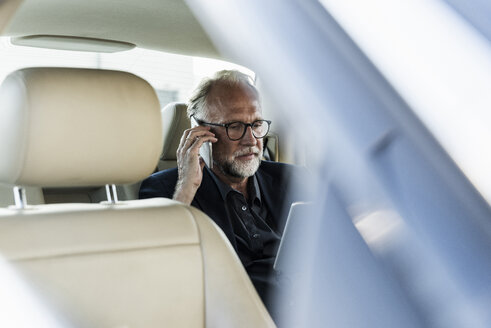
173, 126, 217, 204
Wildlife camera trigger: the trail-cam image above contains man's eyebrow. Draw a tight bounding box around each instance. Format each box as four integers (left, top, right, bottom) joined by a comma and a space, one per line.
221, 118, 265, 124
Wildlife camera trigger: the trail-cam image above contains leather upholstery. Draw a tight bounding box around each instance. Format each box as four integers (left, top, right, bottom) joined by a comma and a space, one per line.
0, 67, 162, 187
0, 199, 274, 327
0, 68, 274, 327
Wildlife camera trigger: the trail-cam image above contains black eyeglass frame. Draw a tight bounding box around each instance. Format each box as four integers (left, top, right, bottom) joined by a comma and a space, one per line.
191, 114, 272, 141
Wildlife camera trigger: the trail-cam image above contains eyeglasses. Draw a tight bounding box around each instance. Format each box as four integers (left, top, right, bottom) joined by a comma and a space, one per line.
191, 115, 272, 141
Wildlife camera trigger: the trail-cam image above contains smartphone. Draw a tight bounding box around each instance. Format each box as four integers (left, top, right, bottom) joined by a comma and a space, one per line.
200, 141, 213, 168
191, 116, 213, 168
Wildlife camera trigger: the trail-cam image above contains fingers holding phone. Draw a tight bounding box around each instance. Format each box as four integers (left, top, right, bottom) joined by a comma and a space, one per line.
173, 126, 217, 204
189, 115, 214, 168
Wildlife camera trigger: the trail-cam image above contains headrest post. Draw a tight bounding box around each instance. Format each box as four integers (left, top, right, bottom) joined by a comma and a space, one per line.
105, 184, 119, 204
13, 186, 27, 209
111, 184, 119, 203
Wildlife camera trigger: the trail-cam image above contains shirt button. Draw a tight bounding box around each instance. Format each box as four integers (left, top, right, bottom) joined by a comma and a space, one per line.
241, 205, 247, 211
252, 233, 260, 239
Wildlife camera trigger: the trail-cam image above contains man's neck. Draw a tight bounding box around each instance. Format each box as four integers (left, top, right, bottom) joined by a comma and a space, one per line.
211, 167, 249, 199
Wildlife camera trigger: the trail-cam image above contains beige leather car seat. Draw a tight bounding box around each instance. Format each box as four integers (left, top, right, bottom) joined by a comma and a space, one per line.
0, 68, 275, 327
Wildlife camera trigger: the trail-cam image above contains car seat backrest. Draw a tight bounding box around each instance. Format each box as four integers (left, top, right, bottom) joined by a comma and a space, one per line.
0, 68, 274, 327
159, 101, 190, 170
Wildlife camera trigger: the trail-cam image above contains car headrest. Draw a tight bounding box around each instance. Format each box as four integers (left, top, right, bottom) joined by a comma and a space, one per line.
160, 102, 190, 160
0, 67, 162, 187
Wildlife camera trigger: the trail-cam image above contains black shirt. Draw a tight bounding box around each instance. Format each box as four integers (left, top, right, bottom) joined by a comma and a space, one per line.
139, 161, 309, 314
207, 167, 281, 301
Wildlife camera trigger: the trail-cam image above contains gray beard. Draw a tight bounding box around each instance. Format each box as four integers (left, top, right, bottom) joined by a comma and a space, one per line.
215, 147, 263, 178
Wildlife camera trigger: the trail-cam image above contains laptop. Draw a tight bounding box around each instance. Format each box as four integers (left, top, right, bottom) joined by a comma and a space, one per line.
274, 201, 314, 273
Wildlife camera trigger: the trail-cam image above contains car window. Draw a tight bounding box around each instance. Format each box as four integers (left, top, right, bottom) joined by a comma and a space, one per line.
320, 0, 491, 205
0, 36, 253, 107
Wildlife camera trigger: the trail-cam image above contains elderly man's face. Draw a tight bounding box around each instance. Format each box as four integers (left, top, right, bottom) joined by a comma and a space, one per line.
204, 82, 264, 179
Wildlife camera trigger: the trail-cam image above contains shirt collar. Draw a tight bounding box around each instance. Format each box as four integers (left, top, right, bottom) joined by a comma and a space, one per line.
206, 166, 262, 205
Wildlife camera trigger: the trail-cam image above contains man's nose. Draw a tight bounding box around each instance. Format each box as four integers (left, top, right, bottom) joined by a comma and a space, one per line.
240, 126, 257, 145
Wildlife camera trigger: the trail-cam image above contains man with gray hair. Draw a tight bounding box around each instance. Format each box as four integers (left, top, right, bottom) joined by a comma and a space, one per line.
139, 70, 304, 311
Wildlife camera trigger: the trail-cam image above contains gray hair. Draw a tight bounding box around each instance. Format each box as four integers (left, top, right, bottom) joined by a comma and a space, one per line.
187, 69, 258, 119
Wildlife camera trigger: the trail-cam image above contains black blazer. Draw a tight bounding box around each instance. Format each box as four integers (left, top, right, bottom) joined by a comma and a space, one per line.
139, 161, 305, 250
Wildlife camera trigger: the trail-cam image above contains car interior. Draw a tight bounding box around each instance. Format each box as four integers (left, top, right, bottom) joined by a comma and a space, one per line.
0, 1, 286, 326
0, 66, 275, 327
1, 0, 491, 327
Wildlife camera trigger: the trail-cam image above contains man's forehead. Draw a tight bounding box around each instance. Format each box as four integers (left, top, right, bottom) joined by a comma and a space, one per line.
205, 83, 261, 119
208, 82, 258, 101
